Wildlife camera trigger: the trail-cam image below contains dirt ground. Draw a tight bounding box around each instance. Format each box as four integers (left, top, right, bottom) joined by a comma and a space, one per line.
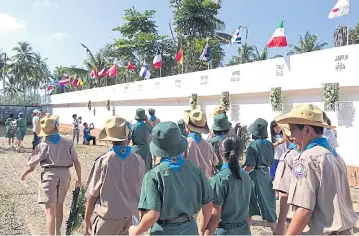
0, 126, 358, 235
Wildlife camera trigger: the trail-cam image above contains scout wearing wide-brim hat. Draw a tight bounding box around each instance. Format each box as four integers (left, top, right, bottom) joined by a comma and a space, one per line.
249, 118, 268, 138
212, 114, 231, 132
211, 105, 226, 118
184, 109, 210, 134
278, 123, 291, 137
275, 104, 336, 129
135, 108, 147, 120
36, 114, 59, 137
99, 117, 130, 141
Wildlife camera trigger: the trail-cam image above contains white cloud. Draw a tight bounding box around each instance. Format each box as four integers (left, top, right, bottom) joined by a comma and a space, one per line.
49, 32, 71, 43
33, 0, 59, 8
0, 13, 25, 33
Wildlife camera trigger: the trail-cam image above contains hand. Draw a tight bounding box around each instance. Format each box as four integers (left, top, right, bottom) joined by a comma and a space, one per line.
128, 225, 138, 236
83, 219, 91, 235
76, 179, 82, 187
278, 138, 284, 144
19, 174, 26, 181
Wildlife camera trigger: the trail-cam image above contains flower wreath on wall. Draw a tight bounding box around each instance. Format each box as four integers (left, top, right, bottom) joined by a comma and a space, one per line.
323, 83, 339, 112
269, 87, 283, 112
106, 100, 110, 111
220, 91, 230, 111
189, 93, 198, 110
87, 101, 91, 111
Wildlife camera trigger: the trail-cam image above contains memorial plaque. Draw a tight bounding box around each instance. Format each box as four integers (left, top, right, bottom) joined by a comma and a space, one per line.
175, 79, 181, 88
155, 81, 160, 89
231, 70, 240, 82
276, 64, 284, 77
200, 75, 209, 85
335, 54, 348, 72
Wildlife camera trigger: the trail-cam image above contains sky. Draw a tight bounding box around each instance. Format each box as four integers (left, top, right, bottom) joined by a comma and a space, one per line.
0, 0, 358, 72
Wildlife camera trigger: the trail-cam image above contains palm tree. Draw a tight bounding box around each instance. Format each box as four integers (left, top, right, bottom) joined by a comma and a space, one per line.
3, 75, 22, 100
253, 46, 268, 61
289, 31, 328, 54
33, 52, 49, 101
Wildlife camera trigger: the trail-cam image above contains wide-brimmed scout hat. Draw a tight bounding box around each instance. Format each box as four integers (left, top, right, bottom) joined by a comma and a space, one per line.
150, 121, 188, 157
148, 108, 155, 114
212, 114, 231, 132
184, 109, 210, 134
99, 117, 130, 142
278, 123, 291, 137
275, 104, 335, 129
36, 114, 59, 137
211, 105, 226, 118
249, 118, 268, 138
135, 108, 147, 120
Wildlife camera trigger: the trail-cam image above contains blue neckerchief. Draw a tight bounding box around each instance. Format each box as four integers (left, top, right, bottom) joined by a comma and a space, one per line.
257, 139, 269, 145
305, 137, 338, 157
215, 134, 223, 140
188, 132, 202, 143
126, 122, 132, 130
221, 162, 242, 174
110, 145, 132, 160
288, 142, 299, 152
160, 155, 185, 172
150, 115, 156, 121
47, 134, 61, 144
132, 121, 144, 130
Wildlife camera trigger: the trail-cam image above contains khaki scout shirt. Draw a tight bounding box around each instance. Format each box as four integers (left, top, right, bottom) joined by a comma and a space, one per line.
273, 149, 298, 194
288, 146, 358, 234
86, 151, 146, 219
184, 137, 218, 179
27, 138, 79, 168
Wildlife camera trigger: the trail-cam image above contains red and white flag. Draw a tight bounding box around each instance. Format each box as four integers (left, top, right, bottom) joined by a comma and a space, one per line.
267, 20, 288, 48
90, 67, 98, 79
107, 64, 118, 78
153, 49, 162, 69
329, 0, 349, 19
98, 68, 108, 77
127, 61, 136, 71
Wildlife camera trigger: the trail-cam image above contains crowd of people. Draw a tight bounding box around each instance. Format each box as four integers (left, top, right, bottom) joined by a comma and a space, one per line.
14, 104, 358, 235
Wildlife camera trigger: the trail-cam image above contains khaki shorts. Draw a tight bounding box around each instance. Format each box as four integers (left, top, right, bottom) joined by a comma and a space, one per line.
38, 168, 71, 204
92, 215, 131, 235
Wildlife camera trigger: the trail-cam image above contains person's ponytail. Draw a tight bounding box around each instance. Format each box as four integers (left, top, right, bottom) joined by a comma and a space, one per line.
228, 150, 241, 180
220, 135, 243, 180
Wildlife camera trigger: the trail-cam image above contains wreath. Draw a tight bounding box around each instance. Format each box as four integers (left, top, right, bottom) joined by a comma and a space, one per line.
65, 187, 86, 235
269, 87, 283, 112
87, 101, 91, 111
106, 100, 110, 111
323, 83, 339, 111
189, 93, 198, 110
220, 91, 230, 111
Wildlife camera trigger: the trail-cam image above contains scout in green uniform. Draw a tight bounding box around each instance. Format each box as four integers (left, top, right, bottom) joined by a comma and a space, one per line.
16, 113, 27, 151
5, 113, 15, 148
244, 118, 277, 232
131, 108, 153, 171
208, 114, 232, 171
128, 122, 213, 235
205, 134, 253, 235
177, 119, 188, 137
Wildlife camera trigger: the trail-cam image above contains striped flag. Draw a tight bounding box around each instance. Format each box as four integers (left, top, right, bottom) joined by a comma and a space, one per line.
230, 24, 243, 45
267, 20, 288, 48
153, 49, 162, 69
200, 41, 211, 62
139, 63, 151, 80
176, 48, 184, 65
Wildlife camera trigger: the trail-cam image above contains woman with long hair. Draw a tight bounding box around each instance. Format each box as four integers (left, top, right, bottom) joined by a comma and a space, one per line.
204, 134, 253, 235
269, 120, 287, 180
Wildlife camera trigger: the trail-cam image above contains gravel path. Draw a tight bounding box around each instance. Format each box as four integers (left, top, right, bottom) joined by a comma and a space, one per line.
0, 126, 358, 235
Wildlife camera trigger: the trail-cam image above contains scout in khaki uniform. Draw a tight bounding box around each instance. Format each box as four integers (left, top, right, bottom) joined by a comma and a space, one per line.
205, 134, 253, 235
131, 108, 153, 171
207, 106, 235, 140
128, 122, 213, 235
20, 114, 82, 236
84, 117, 146, 235
147, 108, 161, 127
208, 114, 232, 171
183, 109, 218, 179
177, 119, 188, 137
272, 124, 299, 235
275, 104, 358, 235
244, 118, 277, 232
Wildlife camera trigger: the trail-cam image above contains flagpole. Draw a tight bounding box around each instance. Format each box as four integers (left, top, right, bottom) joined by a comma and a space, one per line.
347, 0, 350, 45
160, 67, 162, 77
182, 64, 184, 74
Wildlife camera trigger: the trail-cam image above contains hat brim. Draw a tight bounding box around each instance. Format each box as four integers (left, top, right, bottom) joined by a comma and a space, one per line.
98, 128, 127, 141
150, 135, 188, 157
275, 114, 335, 129
212, 122, 231, 132
277, 123, 291, 137
135, 115, 147, 120
36, 127, 58, 137
184, 112, 210, 134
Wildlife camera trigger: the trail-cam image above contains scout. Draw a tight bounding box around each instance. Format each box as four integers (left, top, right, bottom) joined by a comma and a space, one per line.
208, 113, 232, 171
269, 120, 287, 180
275, 104, 358, 235
128, 122, 213, 235
5, 113, 15, 148
244, 118, 277, 232
32, 110, 41, 150
72, 114, 82, 145
177, 119, 188, 137
147, 108, 161, 127
207, 106, 235, 140
183, 109, 218, 179
131, 108, 153, 171
19, 114, 82, 235
15, 113, 27, 152
204, 134, 253, 235
84, 117, 145, 235
272, 124, 299, 235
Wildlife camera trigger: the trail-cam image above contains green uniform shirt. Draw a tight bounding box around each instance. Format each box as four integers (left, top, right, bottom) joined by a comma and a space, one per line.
5, 118, 15, 138
131, 122, 152, 171
208, 135, 223, 168
245, 139, 274, 167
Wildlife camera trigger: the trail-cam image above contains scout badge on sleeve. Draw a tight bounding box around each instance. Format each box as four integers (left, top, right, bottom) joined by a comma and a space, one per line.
292, 161, 307, 178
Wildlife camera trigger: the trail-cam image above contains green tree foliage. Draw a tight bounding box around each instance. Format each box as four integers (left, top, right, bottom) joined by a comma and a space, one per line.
289, 31, 328, 54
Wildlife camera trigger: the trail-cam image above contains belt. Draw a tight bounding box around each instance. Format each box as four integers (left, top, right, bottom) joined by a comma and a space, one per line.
44, 166, 71, 169
157, 215, 191, 225
255, 166, 268, 169
218, 221, 247, 230
329, 229, 352, 235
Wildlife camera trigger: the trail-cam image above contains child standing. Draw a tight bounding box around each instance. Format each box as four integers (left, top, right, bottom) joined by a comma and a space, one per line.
72, 114, 81, 145
269, 121, 287, 180
5, 113, 15, 148
16, 113, 27, 152
147, 108, 161, 128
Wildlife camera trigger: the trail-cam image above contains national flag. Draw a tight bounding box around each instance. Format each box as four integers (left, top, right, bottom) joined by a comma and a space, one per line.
329, 0, 349, 19
98, 68, 108, 77
267, 20, 288, 48
59, 76, 70, 85
139, 63, 151, 80
71, 77, 78, 87
107, 64, 118, 78
127, 61, 136, 70
47, 85, 53, 91
77, 78, 84, 87
230, 24, 242, 44
153, 49, 162, 69
90, 67, 98, 79
176, 48, 184, 65
200, 41, 211, 62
